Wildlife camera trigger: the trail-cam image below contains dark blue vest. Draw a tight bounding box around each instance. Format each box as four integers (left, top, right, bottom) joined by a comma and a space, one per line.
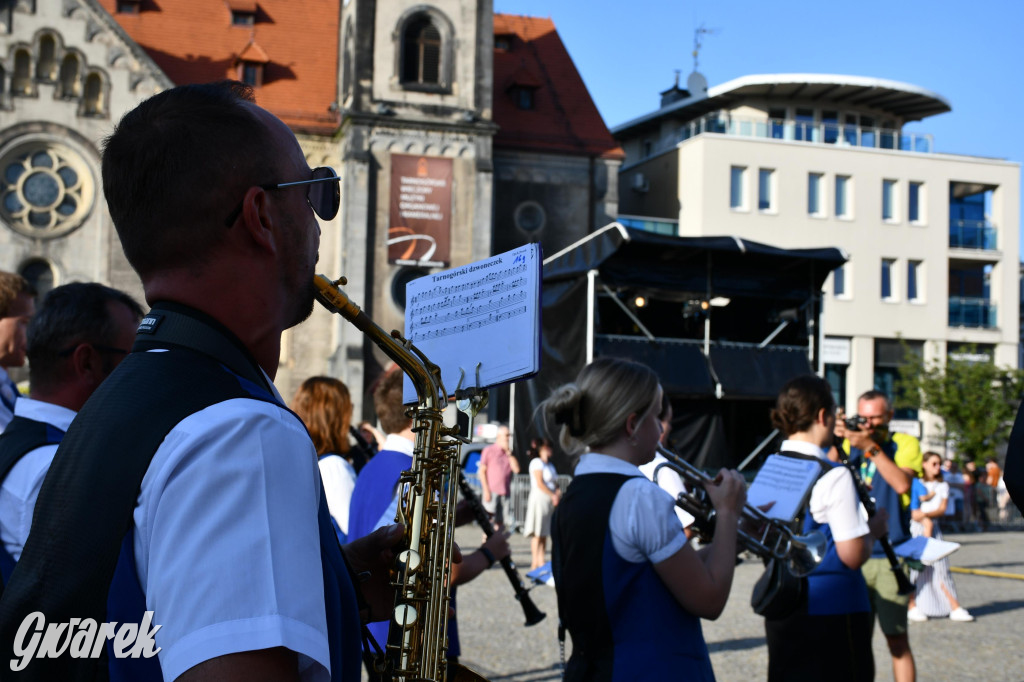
0, 416, 65, 586
553, 472, 714, 682
850, 440, 911, 557
802, 461, 871, 616
0, 304, 361, 681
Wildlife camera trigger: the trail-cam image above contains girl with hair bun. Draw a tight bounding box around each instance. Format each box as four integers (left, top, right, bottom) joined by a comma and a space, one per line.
543, 357, 747, 681
764, 374, 887, 682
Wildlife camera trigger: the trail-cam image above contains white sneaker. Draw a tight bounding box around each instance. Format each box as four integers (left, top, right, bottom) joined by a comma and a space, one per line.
949, 607, 975, 622
907, 606, 928, 622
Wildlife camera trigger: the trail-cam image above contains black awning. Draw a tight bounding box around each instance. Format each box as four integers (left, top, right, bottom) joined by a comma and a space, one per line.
708, 346, 813, 399
594, 336, 715, 397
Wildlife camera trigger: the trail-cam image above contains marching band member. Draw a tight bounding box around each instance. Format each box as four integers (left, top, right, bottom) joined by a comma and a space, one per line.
764, 375, 887, 682
543, 357, 745, 681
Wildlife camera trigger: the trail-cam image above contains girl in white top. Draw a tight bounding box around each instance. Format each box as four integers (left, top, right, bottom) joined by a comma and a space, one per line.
907, 452, 974, 622
522, 438, 560, 569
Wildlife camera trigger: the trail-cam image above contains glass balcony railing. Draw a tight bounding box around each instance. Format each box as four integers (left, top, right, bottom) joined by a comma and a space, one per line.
948, 297, 997, 328
949, 220, 998, 250
618, 215, 678, 236
671, 114, 934, 154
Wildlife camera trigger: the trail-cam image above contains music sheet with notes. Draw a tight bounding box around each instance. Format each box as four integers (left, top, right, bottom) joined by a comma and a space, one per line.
402, 243, 542, 403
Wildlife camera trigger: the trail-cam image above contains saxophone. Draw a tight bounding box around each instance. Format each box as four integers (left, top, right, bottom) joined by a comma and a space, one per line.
314, 275, 486, 682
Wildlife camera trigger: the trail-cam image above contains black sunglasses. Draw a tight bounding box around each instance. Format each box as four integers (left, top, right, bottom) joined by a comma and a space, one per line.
224, 166, 340, 227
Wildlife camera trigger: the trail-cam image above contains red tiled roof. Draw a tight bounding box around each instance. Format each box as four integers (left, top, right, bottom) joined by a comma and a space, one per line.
238, 40, 270, 64
97, 0, 340, 135
492, 14, 623, 159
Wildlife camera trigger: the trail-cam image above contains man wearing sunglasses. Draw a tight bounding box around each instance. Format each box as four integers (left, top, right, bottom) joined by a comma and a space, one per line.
0, 82, 397, 682
0, 282, 142, 577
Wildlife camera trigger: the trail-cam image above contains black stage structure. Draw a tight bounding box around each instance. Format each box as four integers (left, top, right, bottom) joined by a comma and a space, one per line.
512, 223, 846, 472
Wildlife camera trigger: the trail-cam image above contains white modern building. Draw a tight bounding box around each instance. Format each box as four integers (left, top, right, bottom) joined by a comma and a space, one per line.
614, 73, 1020, 448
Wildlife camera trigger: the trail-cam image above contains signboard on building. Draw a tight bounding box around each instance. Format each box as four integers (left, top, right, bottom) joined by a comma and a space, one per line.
388, 154, 452, 267
821, 337, 851, 365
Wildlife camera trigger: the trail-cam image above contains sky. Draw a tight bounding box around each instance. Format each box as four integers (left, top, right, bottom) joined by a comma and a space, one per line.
494, 0, 1024, 259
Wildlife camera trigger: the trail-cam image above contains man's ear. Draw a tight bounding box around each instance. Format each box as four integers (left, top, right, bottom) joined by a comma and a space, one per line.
239, 186, 276, 252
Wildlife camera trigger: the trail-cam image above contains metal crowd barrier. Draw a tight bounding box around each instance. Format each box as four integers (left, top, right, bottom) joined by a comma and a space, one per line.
460, 472, 572, 533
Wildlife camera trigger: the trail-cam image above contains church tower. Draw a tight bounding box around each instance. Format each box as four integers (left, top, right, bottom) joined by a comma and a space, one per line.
335, 0, 497, 404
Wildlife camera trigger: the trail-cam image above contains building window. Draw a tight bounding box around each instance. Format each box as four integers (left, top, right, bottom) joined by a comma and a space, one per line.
882, 179, 896, 221
758, 168, 775, 211
232, 10, 255, 26
833, 263, 849, 298
240, 62, 263, 87
494, 35, 512, 51
822, 110, 839, 144
37, 35, 57, 82
768, 107, 786, 139
19, 259, 55, 305
59, 54, 81, 98
730, 166, 746, 210
0, 140, 95, 239
514, 201, 545, 233
909, 181, 923, 223
835, 175, 851, 218
117, 0, 141, 13
825, 364, 847, 411
402, 15, 442, 86
874, 339, 921, 420
82, 72, 105, 116
908, 260, 922, 302
881, 258, 897, 301
12, 49, 32, 96
794, 108, 815, 142
808, 172, 823, 216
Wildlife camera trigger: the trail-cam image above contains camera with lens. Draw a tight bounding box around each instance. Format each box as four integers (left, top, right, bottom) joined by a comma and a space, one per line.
844, 415, 868, 431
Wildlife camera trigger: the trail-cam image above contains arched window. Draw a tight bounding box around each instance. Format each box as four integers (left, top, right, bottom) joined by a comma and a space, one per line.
19, 259, 55, 304
59, 54, 80, 98
401, 15, 441, 86
12, 49, 32, 95
37, 34, 57, 81
83, 72, 105, 115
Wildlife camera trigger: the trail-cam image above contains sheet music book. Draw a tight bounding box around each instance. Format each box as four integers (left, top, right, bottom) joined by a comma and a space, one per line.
746, 454, 823, 522
893, 536, 961, 565
402, 243, 542, 403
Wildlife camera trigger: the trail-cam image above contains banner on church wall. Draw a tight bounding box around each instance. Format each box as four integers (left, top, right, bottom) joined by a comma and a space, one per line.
388, 154, 452, 267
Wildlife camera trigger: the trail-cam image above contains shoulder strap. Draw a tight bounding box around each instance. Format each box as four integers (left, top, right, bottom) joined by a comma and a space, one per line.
0, 417, 64, 489
0, 305, 280, 681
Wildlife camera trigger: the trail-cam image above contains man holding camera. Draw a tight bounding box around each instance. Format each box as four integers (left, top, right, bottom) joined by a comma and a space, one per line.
836, 389, 922, 682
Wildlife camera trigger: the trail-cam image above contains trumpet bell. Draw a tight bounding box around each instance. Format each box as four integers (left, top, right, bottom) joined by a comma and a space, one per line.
786, 530, 827, 578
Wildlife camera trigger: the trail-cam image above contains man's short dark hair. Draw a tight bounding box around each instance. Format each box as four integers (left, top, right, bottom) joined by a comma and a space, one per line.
101, 81, 275, 278
27, 283, 144, 390
0, 271, 35, 317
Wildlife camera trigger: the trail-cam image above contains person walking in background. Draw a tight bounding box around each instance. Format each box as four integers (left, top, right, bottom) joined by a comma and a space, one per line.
545, 357, 746, 681
478, 423, 520, 531
907, 452, 974, 623
0, 272, 34, 434
523, 437, 560, 570
0, 283, 142, 581
291, 376, 367, 543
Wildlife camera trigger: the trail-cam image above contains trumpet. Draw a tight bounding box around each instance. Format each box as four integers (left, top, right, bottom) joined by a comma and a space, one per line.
653, 446, 826, 577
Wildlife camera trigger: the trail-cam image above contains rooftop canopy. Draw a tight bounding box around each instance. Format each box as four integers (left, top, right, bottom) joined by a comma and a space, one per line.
613, 73, 952, 135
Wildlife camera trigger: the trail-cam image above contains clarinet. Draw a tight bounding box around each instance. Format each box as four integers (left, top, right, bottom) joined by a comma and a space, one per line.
457, 471, 547, 626
837, 449, 915, 595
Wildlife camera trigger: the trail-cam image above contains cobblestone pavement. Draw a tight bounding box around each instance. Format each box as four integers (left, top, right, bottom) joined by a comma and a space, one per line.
447, 527, 1024, 681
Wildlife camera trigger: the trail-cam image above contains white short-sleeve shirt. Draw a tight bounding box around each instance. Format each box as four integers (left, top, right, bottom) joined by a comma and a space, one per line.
638, 452, 696, 529
318, 454, 357, 536
528, 457, 557, 493
0, 397, 76, 560
133, 383, 330, 681
779, 440, 870, 543
574, 453, 688, 564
